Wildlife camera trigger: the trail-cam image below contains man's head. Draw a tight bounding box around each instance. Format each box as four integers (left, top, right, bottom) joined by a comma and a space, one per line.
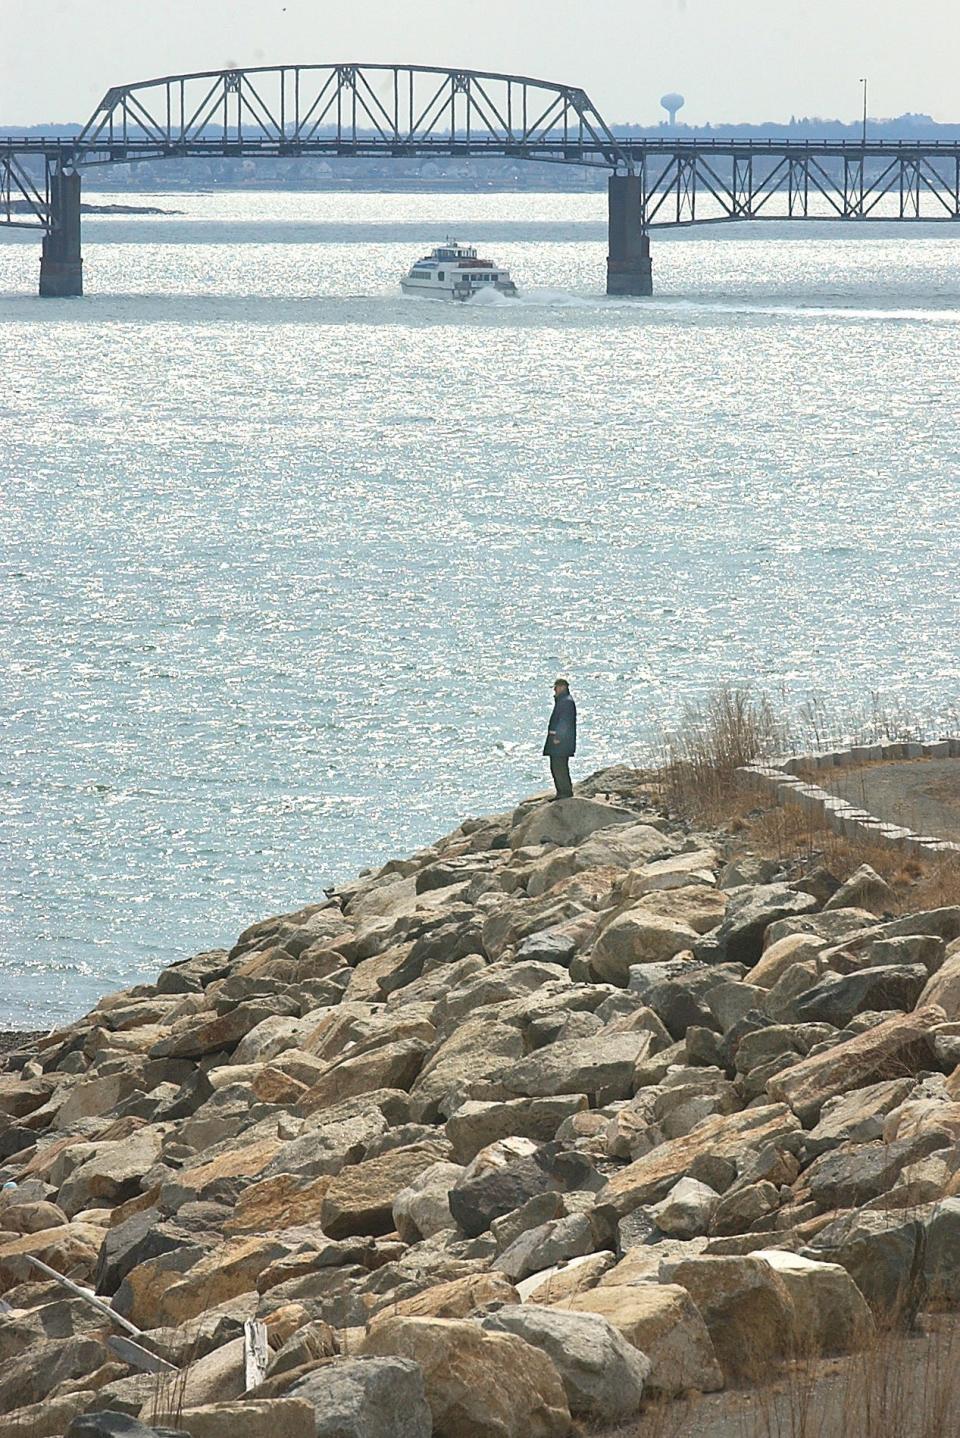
553, 678, 570, 696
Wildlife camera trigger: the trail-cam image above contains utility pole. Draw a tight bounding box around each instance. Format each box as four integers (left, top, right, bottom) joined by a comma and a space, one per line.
860, 77, 868, 145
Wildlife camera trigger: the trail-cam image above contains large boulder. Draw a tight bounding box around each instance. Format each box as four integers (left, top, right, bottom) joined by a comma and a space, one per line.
767, 1006, 946, 1123
321, 1140, 451, 1239
751, 1249, 874, 1354
480, 1305, 650, 1423
823, 864, 894, 916
662, 1254, 798, 1379
287, 1357, 431, 1438
595, 1105, 801, 1216
713, 886, 819, 966
510, 798, 636, 850
744, 933, 829, 989
792, 964, 928, 1027
445, 1097, 586, 1164
919, 948, 960, 1019
553, 1284, 723, 1396
591, 913, 699, 986
499, 1030, 653, 1102
361, 1316, 571, 1438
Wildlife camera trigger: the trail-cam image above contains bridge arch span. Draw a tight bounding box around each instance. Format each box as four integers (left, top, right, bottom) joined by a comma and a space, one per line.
74, 63, 628, 169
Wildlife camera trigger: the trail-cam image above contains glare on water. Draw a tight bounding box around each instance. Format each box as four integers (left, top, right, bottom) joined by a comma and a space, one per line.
2, 189, 958, 1024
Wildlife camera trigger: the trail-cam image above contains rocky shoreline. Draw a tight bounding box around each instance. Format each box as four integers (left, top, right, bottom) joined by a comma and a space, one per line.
1, 765, 959, 1438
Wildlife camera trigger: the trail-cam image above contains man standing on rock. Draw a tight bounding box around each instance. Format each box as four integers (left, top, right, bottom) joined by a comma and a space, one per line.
543, 678, 577, 800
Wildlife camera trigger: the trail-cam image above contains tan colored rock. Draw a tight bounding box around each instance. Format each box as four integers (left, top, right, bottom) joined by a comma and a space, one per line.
883, 1098, 960, 1144
554, 1284, 723, 1396
622, 850, 720, 896
225, 1173, 332, 1236
55, 1072, 142, 1126
823, 864, 894, 916
591, 912, 700, 985
56, 1127, 165, 1217
919, 951, 960, 1020
152, 1004, 274, 1060
171, 1136, 283, 1197
663, 1254, 797, 1379
362, 1315, 571, 1437
510, 797, 636, 850
391, 1272, 519, 1318
321, 1140, 451, 1239
766, 1005, 945, 1123
151, 1399, 315, 1438
156, 1236, 297, 1326
744, 933, 829, 989
518, 1252, 616, 1304
0, 1223, 102, 1294
0, 1200, 67, 1234
250, 1067, 309, 1106
595, 1105, 802, 1216
0, 1390, 94, 1438
299, 1038, 428, 1115
632, 886, 727, 935
140, 1336, 247, 1411
753, 1249, 874, 1355
343, 945, 412, 1002
410, 1016, 525, 1118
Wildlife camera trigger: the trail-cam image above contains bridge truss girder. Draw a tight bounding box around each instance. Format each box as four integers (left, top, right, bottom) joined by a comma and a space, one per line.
636, 144, 960, 226
73, 63, 627, 170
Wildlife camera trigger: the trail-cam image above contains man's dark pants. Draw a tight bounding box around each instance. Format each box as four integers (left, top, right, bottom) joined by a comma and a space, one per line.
550, 754, 573, 799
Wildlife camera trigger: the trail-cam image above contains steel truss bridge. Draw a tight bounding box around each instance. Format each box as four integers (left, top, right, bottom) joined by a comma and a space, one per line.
3, 63, 960, 296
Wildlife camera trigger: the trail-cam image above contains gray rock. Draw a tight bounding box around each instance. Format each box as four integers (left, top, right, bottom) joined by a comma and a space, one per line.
481, 1305, 650, 1422
94, 1208, 189, 1296
649, 1178, 719, 1239
491, 1191, 565, 1253
713, 885, 819, 966
823, 864, 894, 916
500, 1030, 653, 1102
448, 1144, 601, 1239
66, 1416, 188, 1438
805, 1207, 931, 1311
391, 1161, 464, 1243
494, 1213, 595, 1282
793, 965, 929, 1028
444, 1096, 587, 1164
288, 1357, 432, 1438
803, 1132, 952, 1211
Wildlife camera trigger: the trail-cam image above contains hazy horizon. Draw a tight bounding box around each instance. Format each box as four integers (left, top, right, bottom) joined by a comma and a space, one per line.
2, 0, 959, 128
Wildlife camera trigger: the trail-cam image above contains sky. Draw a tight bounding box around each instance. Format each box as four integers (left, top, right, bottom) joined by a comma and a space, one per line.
2, 0, 958, 128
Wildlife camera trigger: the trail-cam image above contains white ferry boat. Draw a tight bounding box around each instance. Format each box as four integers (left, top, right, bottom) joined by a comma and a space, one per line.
401, 240, 517, 301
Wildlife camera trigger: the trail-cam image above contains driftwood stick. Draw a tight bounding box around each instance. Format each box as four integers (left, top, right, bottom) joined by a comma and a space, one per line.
244, 1318, 270, 1391
107, 1333, 177, 1373
25, 1254, 144, 1339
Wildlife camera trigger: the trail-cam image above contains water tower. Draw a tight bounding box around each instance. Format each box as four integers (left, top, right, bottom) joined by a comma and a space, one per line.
660, 92, 685, 126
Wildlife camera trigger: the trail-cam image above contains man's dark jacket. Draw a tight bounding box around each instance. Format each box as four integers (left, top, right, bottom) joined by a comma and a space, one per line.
543, 692, 577, 758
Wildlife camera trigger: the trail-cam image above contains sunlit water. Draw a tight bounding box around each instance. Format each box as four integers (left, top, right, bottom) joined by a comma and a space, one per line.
2, 189, 959, 1026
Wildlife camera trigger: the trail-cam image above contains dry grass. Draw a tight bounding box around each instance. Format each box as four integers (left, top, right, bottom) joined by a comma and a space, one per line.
659, 686, 787, 825
656, 682, 960, 908
587, 1313, 960, 1438
740, 800, 960, 914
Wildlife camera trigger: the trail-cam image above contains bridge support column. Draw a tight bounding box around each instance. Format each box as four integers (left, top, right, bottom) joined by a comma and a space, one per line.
39, 169, 83, 297
606, 174, 651, 296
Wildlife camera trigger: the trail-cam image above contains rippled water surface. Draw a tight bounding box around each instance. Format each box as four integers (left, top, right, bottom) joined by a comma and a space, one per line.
2, 190, 959, 1025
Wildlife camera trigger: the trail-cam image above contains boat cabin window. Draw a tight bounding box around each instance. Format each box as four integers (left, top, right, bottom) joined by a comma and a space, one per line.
437, 271, 445, 280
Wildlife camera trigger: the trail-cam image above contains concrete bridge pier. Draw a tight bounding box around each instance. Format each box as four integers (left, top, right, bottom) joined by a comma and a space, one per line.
606, 174, 652, 297
39, 169, 83, 297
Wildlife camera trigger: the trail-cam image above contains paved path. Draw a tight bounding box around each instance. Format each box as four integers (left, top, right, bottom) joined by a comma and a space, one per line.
824, 758, 960, 841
